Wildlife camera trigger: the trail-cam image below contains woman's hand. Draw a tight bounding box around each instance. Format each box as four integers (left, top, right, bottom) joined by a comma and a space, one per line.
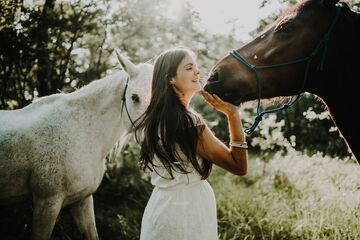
201, 90, 238, 116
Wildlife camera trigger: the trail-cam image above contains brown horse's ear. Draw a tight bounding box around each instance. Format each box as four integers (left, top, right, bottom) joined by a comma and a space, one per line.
321, 0, 339, 7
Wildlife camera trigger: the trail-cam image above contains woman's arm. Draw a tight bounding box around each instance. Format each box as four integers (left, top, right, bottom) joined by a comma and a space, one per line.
196, 91, 248, 176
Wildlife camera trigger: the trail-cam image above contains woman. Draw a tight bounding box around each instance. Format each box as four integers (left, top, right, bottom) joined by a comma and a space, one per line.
134, 47, 248, 240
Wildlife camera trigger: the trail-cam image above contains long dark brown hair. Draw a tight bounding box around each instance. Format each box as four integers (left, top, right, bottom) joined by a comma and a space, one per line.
134, 48, 212, 179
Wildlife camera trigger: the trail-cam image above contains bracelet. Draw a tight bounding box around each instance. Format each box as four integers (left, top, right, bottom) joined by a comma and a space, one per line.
230, 141, 248, 149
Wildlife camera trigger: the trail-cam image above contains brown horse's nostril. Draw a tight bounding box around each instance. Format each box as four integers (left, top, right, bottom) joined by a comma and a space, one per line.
207, 71, 220, 83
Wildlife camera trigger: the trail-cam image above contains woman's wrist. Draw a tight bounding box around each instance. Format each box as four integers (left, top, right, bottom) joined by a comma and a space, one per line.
229, 141, 248, 149
226, 110, 240, 119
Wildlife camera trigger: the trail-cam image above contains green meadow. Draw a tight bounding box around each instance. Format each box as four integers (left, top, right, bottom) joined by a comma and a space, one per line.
89, 147, 360, 240
212, 152, 360, 240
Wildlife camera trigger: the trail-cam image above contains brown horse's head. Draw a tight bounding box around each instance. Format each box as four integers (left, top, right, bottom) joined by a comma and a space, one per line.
204, 0, 342, 105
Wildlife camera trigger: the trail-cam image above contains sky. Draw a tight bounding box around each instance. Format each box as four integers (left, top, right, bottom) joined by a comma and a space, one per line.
168, 0, 285, 42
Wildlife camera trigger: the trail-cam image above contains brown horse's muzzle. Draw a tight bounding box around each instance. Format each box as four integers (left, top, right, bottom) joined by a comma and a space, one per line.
204, 75, 241, 105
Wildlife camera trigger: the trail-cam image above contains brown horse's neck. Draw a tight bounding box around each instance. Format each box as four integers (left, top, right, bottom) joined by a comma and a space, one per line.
308, 9, 359, 97
308, 10, 360, 161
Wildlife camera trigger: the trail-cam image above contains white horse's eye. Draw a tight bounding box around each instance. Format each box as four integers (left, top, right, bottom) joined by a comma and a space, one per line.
131, 94, 140, 103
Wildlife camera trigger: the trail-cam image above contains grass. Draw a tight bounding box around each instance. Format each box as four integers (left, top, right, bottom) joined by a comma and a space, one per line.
210, 151, 360, 240
2, 149, 360, 239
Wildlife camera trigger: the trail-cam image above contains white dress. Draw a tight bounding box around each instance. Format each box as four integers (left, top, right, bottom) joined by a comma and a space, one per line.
140, 155, 218, 240
140, 111, 218, 240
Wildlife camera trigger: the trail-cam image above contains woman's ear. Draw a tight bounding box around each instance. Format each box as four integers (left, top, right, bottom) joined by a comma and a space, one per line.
169, 77, 176, 85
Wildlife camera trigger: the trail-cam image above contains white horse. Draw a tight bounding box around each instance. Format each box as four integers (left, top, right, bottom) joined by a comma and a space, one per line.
0, 50, 152, 239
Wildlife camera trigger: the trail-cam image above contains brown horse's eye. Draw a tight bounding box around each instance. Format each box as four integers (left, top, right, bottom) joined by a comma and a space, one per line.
275, 21, 296, 33
131, 94, 140, 103
283, 24, 295, 32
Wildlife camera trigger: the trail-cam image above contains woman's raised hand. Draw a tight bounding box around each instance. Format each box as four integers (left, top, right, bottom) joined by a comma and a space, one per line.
201, 90, 238, 116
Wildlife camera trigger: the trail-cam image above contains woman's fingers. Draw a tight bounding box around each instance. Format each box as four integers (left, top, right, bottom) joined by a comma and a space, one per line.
212, 94, 224, 105
201, 91, 212, 102
208, 94, 222, 106
201, 90, 238, 116
202, 91, 215, 101
213, 94, 221, 101
201, 91, 224, 109
203, 92, 217, 106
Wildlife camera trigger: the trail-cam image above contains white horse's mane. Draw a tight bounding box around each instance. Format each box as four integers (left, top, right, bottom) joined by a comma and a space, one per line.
69, 71, 127, 98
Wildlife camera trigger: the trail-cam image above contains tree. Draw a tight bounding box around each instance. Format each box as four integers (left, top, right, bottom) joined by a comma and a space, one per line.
0, 0, 241, 110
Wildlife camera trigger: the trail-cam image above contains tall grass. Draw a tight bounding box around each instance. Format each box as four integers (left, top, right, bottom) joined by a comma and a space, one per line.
211, 151, 360, 240
2, 147, 359, 239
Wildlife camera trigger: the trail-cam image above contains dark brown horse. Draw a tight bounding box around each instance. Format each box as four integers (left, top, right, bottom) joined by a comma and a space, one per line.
204, 0, 360, 163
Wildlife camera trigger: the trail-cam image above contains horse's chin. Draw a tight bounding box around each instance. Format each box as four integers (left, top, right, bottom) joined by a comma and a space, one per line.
221, 93, 241, 106
203, 83, 241, 106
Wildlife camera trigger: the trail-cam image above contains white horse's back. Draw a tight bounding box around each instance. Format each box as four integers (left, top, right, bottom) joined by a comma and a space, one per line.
0, 95, 73, 203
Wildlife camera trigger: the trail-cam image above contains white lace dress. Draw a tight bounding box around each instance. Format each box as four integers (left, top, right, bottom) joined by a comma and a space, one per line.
140, 152, 218, 240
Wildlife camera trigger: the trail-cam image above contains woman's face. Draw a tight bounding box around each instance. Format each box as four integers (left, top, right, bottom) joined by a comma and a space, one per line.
170, 54, 201, 95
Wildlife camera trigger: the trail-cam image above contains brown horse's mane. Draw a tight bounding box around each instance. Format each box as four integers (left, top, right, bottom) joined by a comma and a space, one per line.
258, 95, 328, 112
257, 96, 292, 109
272, 0, 316, 26
311, 94, 330, 112
273, 1, 352, 27
273, 3, 302, 25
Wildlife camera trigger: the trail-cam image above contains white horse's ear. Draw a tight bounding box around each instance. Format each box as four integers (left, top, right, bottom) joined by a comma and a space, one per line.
114, 48, 139, 77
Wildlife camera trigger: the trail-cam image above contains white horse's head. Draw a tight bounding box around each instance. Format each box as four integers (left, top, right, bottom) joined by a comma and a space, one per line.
114, 49, 153, 132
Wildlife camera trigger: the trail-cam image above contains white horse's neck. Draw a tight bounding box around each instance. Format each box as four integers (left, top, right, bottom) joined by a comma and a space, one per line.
68, 71, 126, 110
66, 71, 129, 155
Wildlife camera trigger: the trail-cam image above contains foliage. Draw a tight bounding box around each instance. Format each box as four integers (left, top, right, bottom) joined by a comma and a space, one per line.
91, 144, 152, 240
239, 94, 353, 159
0, 0, 107, 108
0, 0, 240, 110
211, 152, 360, 240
